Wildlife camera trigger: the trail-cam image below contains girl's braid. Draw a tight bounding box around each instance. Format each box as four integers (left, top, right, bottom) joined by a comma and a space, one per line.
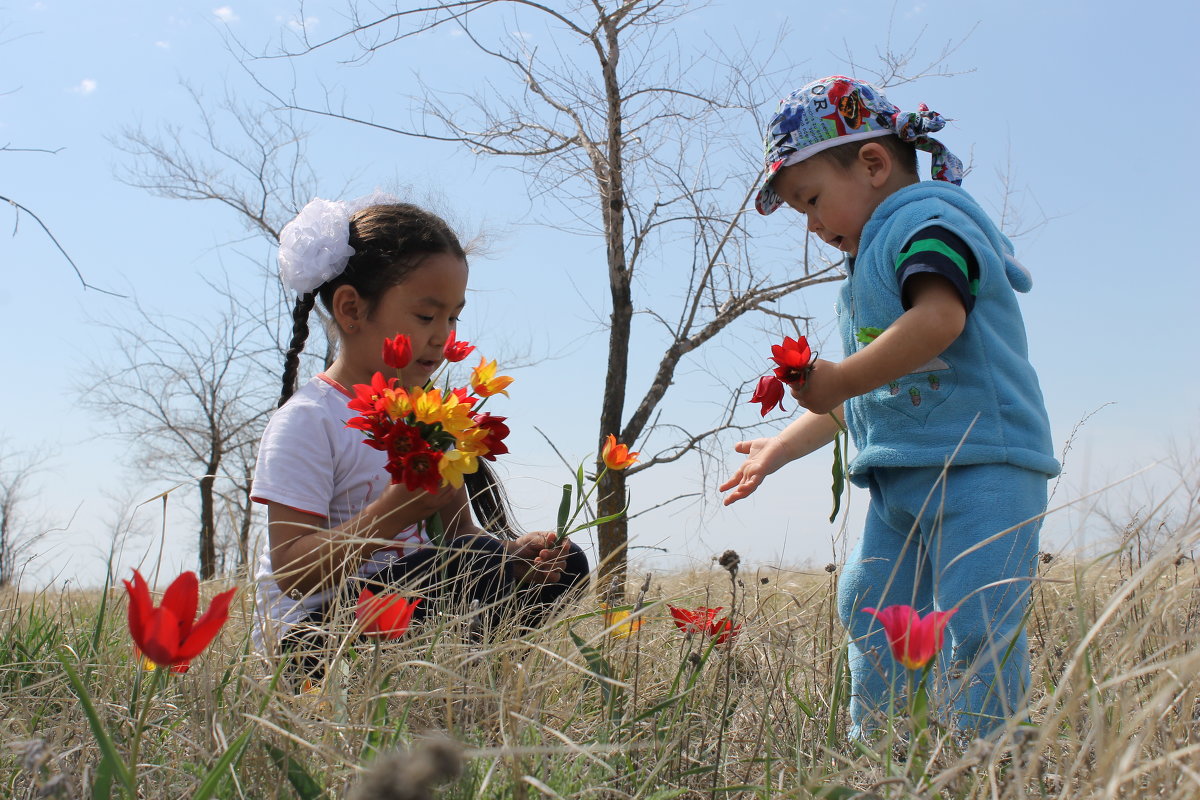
279, 292, 316, 407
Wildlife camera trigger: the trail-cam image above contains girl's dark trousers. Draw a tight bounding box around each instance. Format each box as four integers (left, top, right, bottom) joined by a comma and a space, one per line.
281, 534, 589, 684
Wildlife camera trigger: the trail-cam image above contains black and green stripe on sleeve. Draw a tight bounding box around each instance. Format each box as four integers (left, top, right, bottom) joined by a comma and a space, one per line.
894, 225, 978, 312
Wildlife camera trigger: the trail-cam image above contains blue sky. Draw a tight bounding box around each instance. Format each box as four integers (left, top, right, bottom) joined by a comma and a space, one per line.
3, 0, 1198, 588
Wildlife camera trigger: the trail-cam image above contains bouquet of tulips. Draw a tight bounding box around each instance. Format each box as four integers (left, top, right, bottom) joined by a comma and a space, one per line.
346, 332, 512, 493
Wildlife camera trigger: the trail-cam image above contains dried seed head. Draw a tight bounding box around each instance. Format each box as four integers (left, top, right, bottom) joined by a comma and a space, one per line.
824, 563, 837, 573
1038, 551, 1053, 564
687, 652, 702, 667
760, 577, 769, 584
717, 549, 740, 577
349, 737, 463, 800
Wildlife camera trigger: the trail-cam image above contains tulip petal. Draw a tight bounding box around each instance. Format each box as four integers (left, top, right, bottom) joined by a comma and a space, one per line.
175, 586, 236, 662
124, 570, 155, 653
160, 571, 199, 641
141, 604, 182, 667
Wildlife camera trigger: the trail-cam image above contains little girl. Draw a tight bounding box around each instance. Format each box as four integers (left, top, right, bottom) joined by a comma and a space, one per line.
252, 193, 588, 676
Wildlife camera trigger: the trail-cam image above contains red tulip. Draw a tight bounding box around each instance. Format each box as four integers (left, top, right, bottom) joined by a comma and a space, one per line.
382, 334, 413, 370
667, 604, 740, 645
356, 589, 421, 639
770, 335, 814, 386
470, 413, 510, 461
862, 605, 957, 670
749, 375, 786, 416
123, 569, 235, 669
442, 331, 476, 363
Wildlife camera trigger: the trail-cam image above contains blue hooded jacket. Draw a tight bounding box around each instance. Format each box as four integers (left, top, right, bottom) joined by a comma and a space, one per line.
836, 181, 1060, 486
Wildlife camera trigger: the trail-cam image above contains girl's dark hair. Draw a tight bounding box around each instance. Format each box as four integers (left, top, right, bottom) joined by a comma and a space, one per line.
279, 202, 465, 407
278, 201, 519, 539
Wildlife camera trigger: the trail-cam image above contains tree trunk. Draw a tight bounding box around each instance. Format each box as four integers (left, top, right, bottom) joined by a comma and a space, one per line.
596, 466, 628, 597
595, 12, 631, 595
198, 468, 218, 579
237, 465, 253, 573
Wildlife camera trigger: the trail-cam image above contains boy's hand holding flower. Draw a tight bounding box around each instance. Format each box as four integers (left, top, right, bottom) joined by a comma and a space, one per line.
789, 358, 852, 415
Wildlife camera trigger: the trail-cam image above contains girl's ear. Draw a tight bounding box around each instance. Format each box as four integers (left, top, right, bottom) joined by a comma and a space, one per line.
857, 142, 893, 188
329, 284, 365, 333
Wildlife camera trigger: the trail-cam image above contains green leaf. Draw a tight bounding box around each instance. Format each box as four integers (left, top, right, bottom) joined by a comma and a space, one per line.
265, 743, 326, 800
565, 507, 626, 537
189, 727, 253, 800
855, 326, 884, 344
58, 651, 137, 798
425, 512, 445, 548
555, 483, 572, 538
91, 754, 115, 800
567, 627, 619, 708
829, 431, 845, 524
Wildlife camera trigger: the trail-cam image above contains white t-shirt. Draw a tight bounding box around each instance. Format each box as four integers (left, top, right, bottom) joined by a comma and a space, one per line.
251, 373, 427, 649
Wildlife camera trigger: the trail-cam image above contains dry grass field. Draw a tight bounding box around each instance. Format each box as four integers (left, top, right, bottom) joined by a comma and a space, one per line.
2, 503, 1197, 799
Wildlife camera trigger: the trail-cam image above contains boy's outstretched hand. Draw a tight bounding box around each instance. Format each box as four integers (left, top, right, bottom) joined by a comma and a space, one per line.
719, 437, 792, 506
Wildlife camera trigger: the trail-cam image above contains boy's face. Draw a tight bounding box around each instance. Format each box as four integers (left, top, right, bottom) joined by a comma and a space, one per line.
771, 154, 888, 257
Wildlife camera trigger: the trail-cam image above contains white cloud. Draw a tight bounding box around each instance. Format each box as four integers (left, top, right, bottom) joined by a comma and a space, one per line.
154, 40, 170, 50
449, 29, 466, 37
288, 15, 319, 32
905, 3, 927, 17
71, 78, 97, 95
511, 30, 532, 41
213, 6, 238, 23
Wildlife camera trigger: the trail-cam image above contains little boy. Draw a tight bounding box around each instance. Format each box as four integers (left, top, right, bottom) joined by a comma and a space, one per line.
720, 76, 1059, 737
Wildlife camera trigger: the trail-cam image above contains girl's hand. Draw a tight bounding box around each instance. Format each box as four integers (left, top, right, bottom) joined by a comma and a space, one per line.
719, 437, 791, 506
377, 482, 461, 532
506, 531, 569, 584
790, 358, 850, 415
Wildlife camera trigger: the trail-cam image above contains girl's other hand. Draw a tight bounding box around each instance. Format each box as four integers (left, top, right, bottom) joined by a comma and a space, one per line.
507, 531, 569, 584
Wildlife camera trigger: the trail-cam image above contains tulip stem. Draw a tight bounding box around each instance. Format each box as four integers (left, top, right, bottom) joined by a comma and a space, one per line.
129, 663, 167, 784
555, 465, 609, 541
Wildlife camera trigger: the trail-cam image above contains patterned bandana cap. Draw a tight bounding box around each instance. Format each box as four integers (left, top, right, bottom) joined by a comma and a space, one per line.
755, 76, 964, 215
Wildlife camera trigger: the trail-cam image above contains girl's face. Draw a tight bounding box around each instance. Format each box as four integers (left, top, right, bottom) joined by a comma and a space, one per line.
358, 253, 468, 385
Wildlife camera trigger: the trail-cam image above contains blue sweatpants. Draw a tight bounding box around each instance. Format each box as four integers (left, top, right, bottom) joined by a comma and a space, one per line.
836, 463, 1046, 738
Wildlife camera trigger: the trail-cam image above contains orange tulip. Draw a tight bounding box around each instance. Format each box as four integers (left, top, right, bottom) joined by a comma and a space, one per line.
601, 434, 639, 471
470, 357, 514, 398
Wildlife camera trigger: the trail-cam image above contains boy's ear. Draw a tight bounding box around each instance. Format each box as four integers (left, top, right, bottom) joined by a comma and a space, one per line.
857, 141, 893, 187
330, 284, 365, 331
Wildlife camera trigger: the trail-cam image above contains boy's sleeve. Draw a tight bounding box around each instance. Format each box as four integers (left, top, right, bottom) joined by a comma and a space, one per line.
893, 224, 978, 312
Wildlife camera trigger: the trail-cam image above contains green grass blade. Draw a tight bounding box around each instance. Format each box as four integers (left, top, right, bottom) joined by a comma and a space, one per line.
58, 651, 137, 798
265, 743, 326, 800
189, 726, 253, 800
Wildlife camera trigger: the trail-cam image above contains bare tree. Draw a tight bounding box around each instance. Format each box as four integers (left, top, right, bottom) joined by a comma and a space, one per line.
104, 86, 336, 575
0, 442, 53, 587
259, 1, 845, 587
81, 292, 278, 579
